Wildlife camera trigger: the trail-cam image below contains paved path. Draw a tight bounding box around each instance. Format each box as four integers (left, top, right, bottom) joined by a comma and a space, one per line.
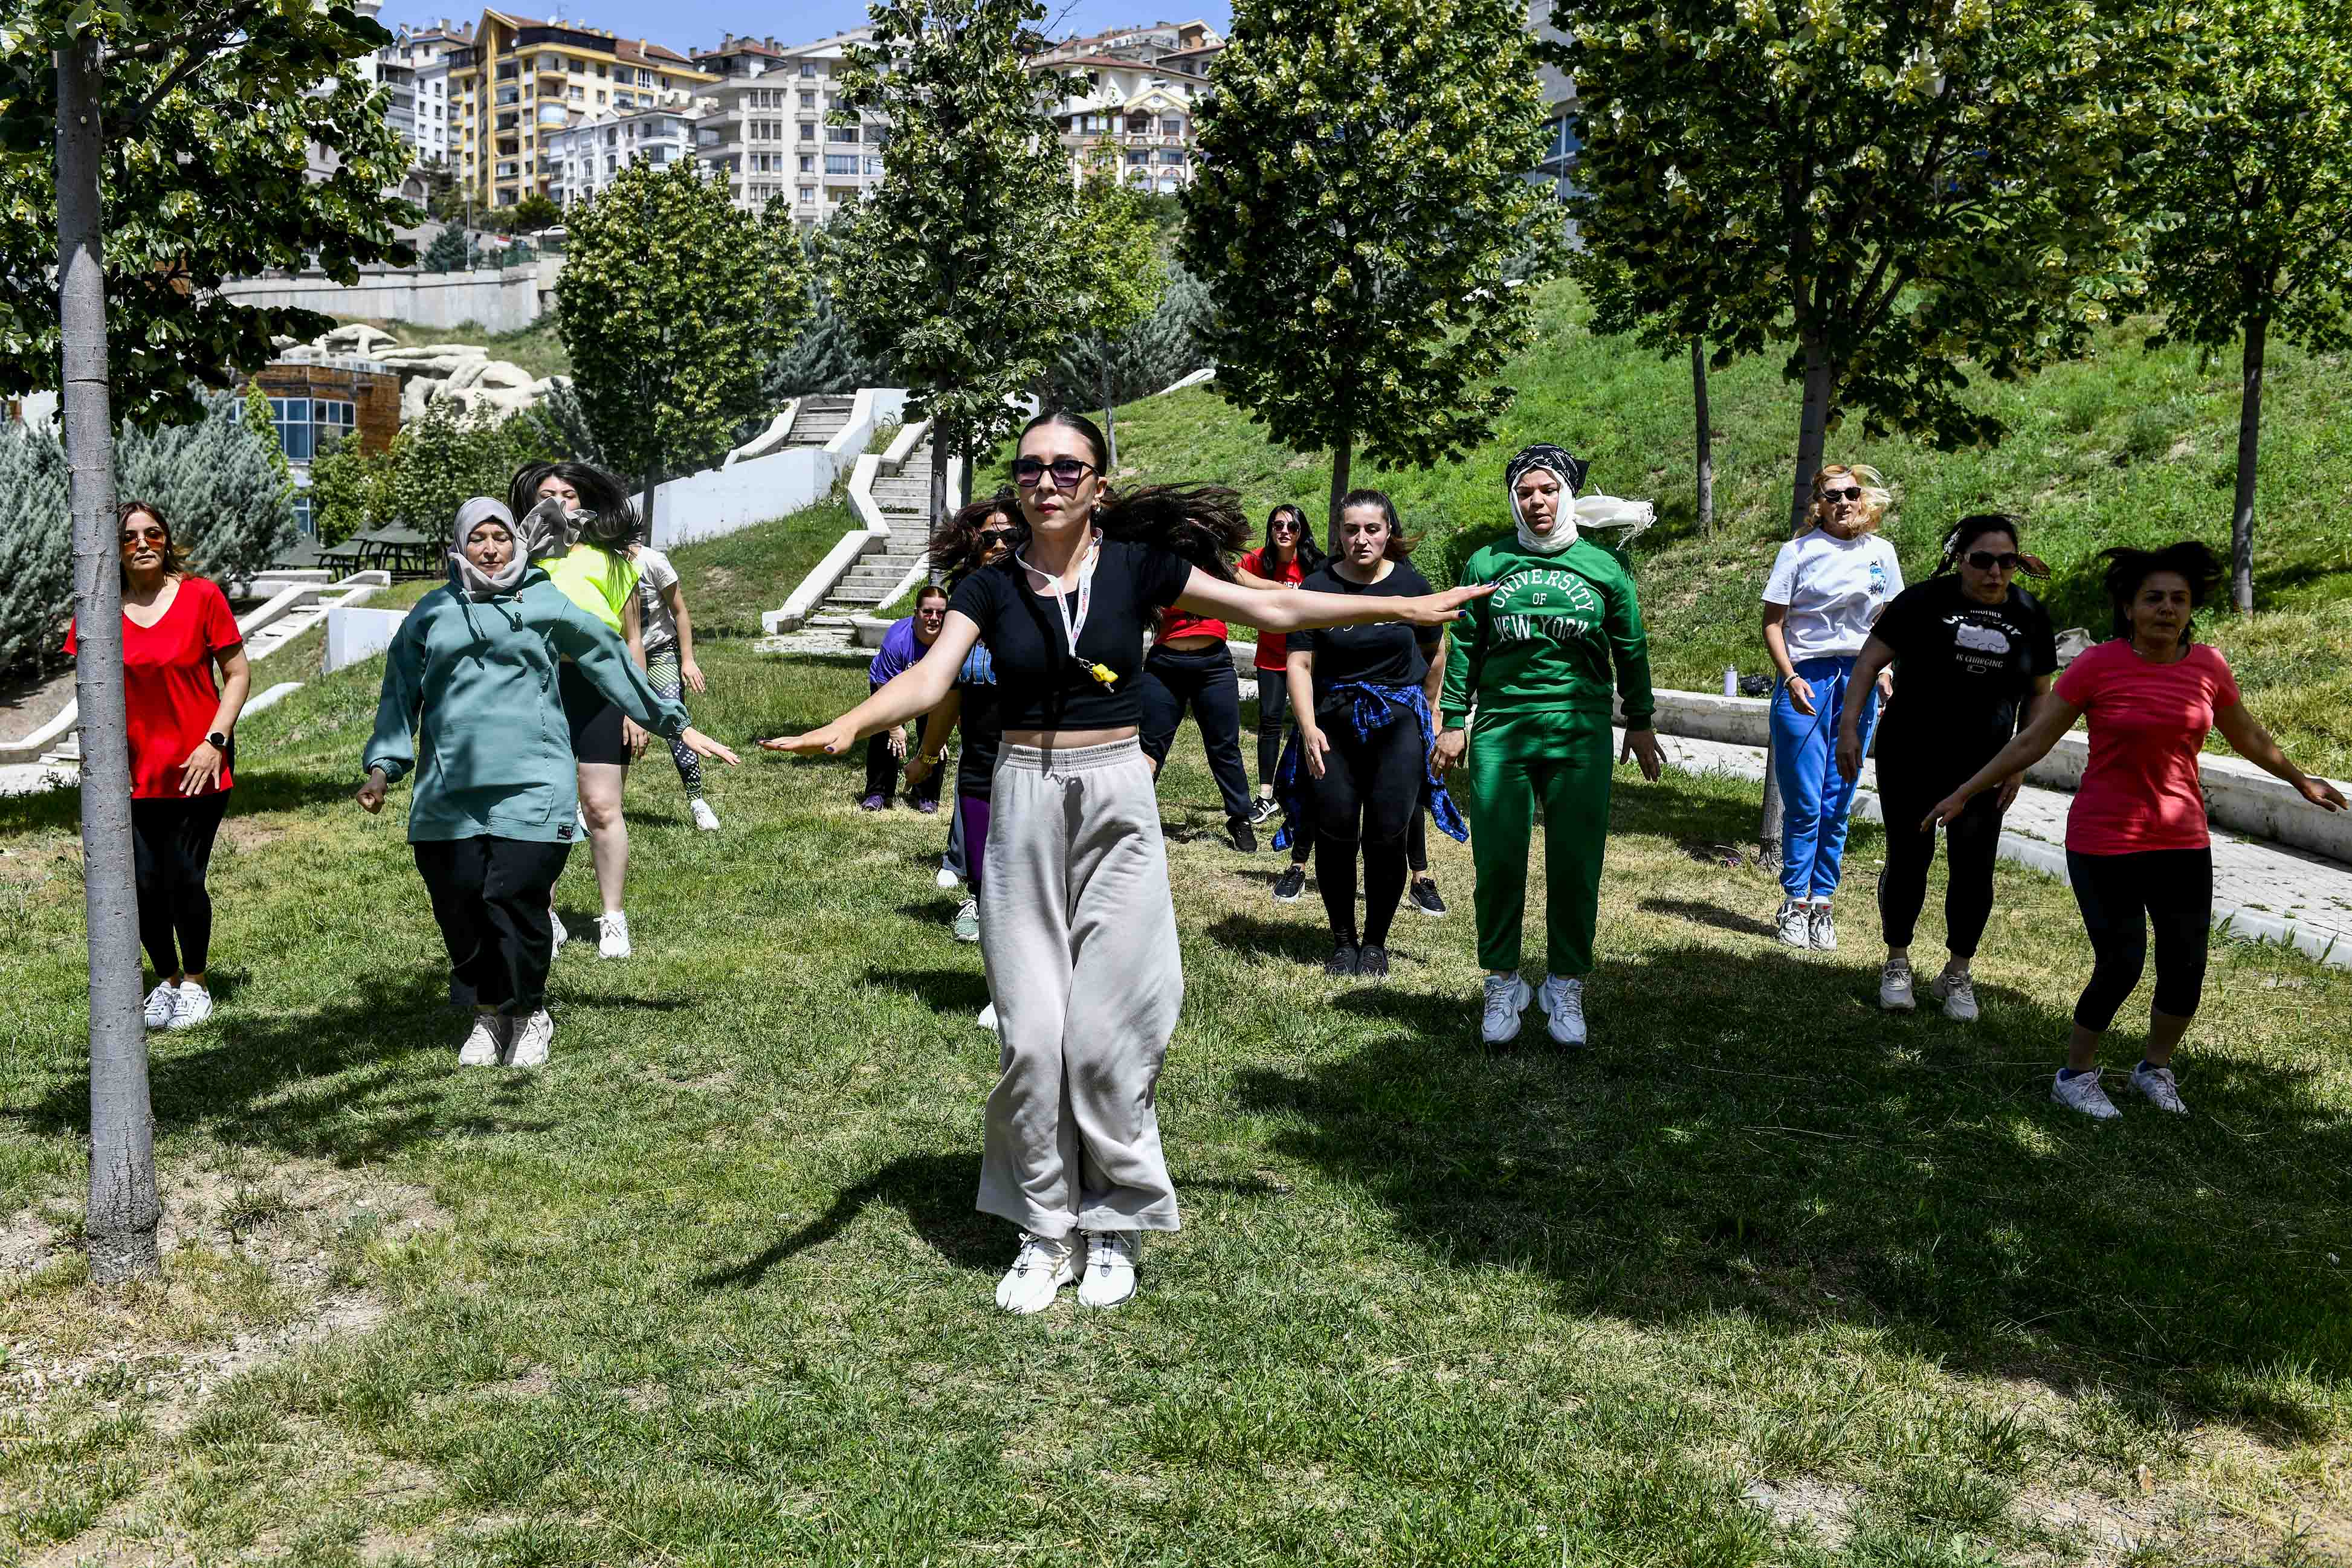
1637, 728, 2352, 970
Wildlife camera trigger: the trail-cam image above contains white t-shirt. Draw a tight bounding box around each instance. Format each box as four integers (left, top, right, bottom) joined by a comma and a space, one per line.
632, 546, 680, 650
1761, 529, 1904, 663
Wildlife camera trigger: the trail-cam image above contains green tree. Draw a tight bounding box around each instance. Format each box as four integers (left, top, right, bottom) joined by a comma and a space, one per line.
1553, 0, 2171, 531
1048, 264, 1210, 419
422, 227, 473, 273
831, 0, 1077, 531
0, 419, 73, 673
509, 192, 561, 233
306, 431, 398, 546
1181, 0, 1563, 551
241, 378, 292, 505
2143, 0, 2352, 613
766, 230, 899, 398
387, 401, 561, 543
1068, 152, 1168, 470
554, 159, 803, 535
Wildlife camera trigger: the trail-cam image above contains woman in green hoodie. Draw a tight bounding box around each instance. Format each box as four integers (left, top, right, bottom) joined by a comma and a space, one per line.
357, 498, 738, 1068
1434, 445, 1664, 1050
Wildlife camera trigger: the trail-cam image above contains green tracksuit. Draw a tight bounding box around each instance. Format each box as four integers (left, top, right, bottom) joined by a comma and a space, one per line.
1441, 535, 1655, 978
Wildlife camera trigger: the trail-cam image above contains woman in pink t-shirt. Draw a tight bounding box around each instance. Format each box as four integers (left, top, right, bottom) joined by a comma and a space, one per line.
1928, 542, 2344, 1120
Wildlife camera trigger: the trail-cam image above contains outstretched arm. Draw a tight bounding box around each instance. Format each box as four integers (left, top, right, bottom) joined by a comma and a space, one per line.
765, 613, 981, 757
1923, 695, 2083, 828
2215, 702, 2348, 811
1178, 568, 1490, 633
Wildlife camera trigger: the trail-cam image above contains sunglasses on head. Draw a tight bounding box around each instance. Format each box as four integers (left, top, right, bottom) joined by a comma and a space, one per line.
1966, 550, 2021, 572
1010, 456, 1096, 488
1818, 485, 1864, 503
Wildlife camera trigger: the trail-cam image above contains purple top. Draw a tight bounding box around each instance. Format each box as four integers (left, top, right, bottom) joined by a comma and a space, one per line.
868, 616, 925, 685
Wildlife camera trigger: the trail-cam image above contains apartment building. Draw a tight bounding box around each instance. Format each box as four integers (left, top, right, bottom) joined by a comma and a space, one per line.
691, 29, 888, 221
1031, 19, 1222, 68
445, 10, 714, 209
381, 20, 471, 169
546, 106, 700, 207
1030, 56, 1205, 194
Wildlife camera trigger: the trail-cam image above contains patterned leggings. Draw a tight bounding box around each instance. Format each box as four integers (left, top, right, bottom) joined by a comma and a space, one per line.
642, 642, 703, 796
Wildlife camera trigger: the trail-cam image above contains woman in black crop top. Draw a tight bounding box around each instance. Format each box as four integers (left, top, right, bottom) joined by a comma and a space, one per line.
767, 409, 1490, 1317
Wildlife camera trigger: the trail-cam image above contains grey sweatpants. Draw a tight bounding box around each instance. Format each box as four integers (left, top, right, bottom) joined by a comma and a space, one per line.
978, 739, 1184, 1237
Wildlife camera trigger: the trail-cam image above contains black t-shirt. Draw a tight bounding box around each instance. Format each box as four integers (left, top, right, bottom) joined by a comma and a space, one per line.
1291, 561, 1438, 706
946, 538, 1194, 731
1872, 576, 2057, 760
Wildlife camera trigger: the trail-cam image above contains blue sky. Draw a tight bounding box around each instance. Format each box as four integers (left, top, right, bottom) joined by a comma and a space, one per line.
378, 1, 1233, 52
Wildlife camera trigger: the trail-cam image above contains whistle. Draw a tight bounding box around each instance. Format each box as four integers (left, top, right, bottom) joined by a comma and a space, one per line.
1087, 662, 1119, 687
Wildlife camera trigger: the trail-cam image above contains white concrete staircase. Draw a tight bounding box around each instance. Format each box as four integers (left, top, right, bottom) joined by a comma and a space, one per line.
761, 418, 961, 657
821, 437, 932, 617
786, 394, 856, 448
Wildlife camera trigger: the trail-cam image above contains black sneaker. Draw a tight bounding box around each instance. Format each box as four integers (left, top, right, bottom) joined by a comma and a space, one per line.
1356, 943, 1389, 978
1227, 818, 1259, 854
1323, 942, 1360, 977
1248, 797, 1280, 827
1407, 877, 1448, 918
1272, 864, 1307, 903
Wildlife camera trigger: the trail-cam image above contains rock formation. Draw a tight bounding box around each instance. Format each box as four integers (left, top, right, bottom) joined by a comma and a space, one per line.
280, 323, 566, 422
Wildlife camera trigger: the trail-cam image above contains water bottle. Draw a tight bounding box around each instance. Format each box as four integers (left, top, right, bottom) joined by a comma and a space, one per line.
1723, 664, 1739, 698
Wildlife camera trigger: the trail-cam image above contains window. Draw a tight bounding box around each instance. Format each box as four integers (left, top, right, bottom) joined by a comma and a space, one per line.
596, 62, 608, 77
1126, 150, 1148, 166
800, 90, 815, 108
1158, 149, 1186, 164
865, 156, 884, 176
292, 492, 314, 538
825, 153, 858, 175
268, 397, 354, 465
798, 154, 813, 172
827, 125, 858, 143
1161, 117, 1183, 135
800, 63, 816, 77
541, 54, 558, 71
799, 123, 815, 140
798, 184, 816, 201
569, 85, 583, 100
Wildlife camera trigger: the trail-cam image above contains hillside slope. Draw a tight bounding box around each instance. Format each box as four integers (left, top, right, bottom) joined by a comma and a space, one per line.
1047, 283, 2351, 776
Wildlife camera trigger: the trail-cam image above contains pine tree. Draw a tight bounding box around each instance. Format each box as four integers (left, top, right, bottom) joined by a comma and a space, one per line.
117, 392, 294, 583
766, 228, 897, 399
0, 419, 73, 673
1047, 265, 1210, 415
242, 379, 293, 517
422, 227, 471, 274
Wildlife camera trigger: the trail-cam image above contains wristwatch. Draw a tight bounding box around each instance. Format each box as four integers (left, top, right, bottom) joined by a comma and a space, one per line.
205, 731, 228, 749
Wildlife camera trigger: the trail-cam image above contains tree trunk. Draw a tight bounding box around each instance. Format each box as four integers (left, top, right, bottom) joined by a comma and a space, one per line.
1100, 343, 1117, 474
1325, 432, 1352, 560
57, 32, 160, 1285
2231, 315, 2266, 616
1692, 338, 1714, 537
1788, 338, 1835, 536
639, 445, 660, 546
927, 411, 949, 546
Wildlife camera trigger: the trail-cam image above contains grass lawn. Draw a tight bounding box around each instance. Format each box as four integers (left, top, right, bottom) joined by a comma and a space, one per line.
5, 506, 2352, 1566
1023, 283, 2352, 779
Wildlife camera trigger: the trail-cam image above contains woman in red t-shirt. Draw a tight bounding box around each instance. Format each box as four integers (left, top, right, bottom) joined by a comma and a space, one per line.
64, 502, 251, 1033
1136, 543, 1262, 853
1928, 542, 2344, 1120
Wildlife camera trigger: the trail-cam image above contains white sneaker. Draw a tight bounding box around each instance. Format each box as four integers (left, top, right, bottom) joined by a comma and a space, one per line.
1537, 975, 1587, 1047
1930, 970, 1979, 1021
2131, 1063, 2187, 1114
995, 1230, 1076, 1314
935, 865, 963, 891
1878, 960, 1915, 1011
166, 981, 213, 1030
977, 1002, 998, 1031
2051, 1069, 2120, 1120
1775, 900, 1811, 948
1078, 1230, 1140, 1309
688, 797, 720, 833
144, 982, 180, 1029
550, 906, 568, 950
505, 1009, 554, 1068
457, 1014, 505, 1066
1808, 903, 1838, 951
596, 912, 631, 960
1480, 973, 1533, 1044
952, 897, 980, 944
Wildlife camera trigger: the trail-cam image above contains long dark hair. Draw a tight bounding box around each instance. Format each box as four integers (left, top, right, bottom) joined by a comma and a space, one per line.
1018, 408, 1247, 579
115, 499, 192, 586
1336, 487, 1418, 562
2101, 540, 2224, 643
931, 488, 1022, 585
1262, 503, 1325, 574
508, 460, 640, 553
1936, 513, 2049, 579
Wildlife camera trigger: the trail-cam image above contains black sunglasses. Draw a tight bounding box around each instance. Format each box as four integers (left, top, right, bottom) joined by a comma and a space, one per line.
1817, 485, 1864, 503
1270, 515, 1300, 530
1966, 550, 2021, 571
1010, 456, 1096, 488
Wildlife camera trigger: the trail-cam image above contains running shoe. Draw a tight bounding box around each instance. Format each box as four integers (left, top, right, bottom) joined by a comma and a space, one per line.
953, 897, 980, 944
859, 793, 887, 812
1324, 941, 1360, 977
143, 982, 179, 1030
2130, 1063, 2187, 1114
1272, 865, 1307, 903
550, 906, 568, 950
1481, 973, 1533, 1045
977, 1002, 998, 1032
935, 865, 963, 891
1930, 970, 1979, 1022
1248, 797, 1280, 828
1228, 818, 1259, 854
1775, 900, 1811, 948
913, 797, 939, 815
2050, 1069, 2119, 1120
166, 982, 213, 1030
597, 911, 632, 960
1537, 975, 1587, 1047
689, 797, 721, 832
996, 1230, 1076, 1314
1808, 903, 1838, 951
1878, 960, 1916, 1012
1078, 1230, 1140, 1309
1407, 877, 1449, 918
1357, 943, 1390, 979
506, 1009, 554, 1068
457, 1014, 505, 1067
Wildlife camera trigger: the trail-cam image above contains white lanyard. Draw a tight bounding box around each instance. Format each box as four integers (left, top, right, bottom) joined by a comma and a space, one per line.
1018, 531, 1116, 685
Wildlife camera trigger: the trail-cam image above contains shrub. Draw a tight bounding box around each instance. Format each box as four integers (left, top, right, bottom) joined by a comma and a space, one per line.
308, 433, 398, 546
386, 400, 561, 539
0, 420, 73, 671
117, 390, 296, 584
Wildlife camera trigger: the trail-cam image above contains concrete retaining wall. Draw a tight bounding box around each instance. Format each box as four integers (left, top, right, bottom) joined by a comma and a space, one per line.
325, 607, 411, 674
218, 260, 555, 333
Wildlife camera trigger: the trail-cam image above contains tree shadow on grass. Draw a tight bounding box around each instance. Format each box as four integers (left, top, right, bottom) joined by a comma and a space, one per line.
0, 767, 361, 837
862, 965, 989, 1015
1202, 914, 1336, 969
1640, 896, 1780, 942
693, 1151, 1001, 1289
1233, 937, 2352, 1429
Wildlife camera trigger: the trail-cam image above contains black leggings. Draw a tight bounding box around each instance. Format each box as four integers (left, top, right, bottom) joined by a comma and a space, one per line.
2067, 847, 2212, 1031
862, 680, 942, 805
1876, 757, 2003, 958
1305, 714, 1423, 947
1138, 642, 1252, 824
131, 791, 230, 978
1258, 673, 1429, 873
414, 836, 574, 1015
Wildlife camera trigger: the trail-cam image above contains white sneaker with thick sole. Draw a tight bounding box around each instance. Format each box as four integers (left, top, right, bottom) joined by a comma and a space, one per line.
1879, 961, 1916, 1012
995, 1231, 1076, 1314
2051, 1070, 2120, 1120
977, 1002, 998, 1031
1808, 903, 1838, 951
2131, 1063, 2187, 1114
458, 1014, 505, 1066
144, 982, 180, 1029
1930, 970, 1979, 1022
688, 797, 721, 833
935, 866, 963, 891
1775, 900, 1811, 948
1537, 975, 1588, 1047
550, 906, 568, 950
166, 982, 213, 1030
952, 897, 980, 944
505, 1009, 554, 1068
1481, 973, 1533, 1045
596, 912, 632, 960
1079, 1230, 1140, 1309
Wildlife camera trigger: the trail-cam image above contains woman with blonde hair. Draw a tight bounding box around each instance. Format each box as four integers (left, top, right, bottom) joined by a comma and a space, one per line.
1760, 463, 1902, 949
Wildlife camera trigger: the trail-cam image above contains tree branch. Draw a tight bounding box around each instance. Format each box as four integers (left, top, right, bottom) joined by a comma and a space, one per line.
120, 1, 271, 133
